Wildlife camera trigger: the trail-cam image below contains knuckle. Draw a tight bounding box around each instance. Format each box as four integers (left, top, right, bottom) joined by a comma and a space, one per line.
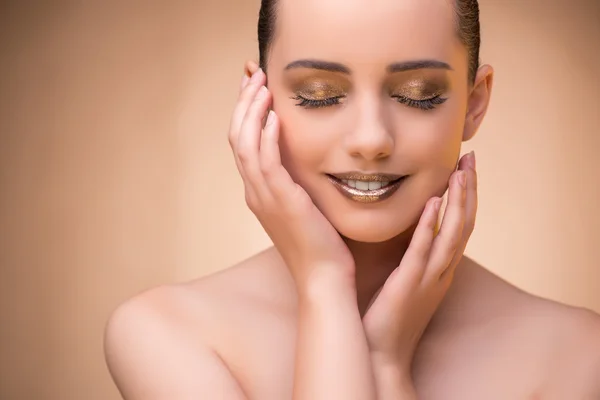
240, 86, 255, 102
435, 230, 449, 244
237, 149, 250, 163
409, 237, 429, 257
465, 220, 476, 236
245, 104, 261, 121
244, 191, 259, 211
439, 272, 454, 288
261, 157, 280, 180
259, 159, 273, 176
447, 237, 460, 254
252, 90, 267, 104
228, 133, 236, 148
251, 95, 262, 106
296, 194, 315, 215
410, 248, 429, 264
438, 232, 459, 254
261, 166, 275, 181
285, 190, 311, 217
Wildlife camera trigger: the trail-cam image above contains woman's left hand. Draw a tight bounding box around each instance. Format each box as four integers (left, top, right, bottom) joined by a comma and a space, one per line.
362, 152, 477, 380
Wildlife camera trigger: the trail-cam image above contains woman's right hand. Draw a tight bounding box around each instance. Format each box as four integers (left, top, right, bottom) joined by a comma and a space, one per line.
228, 66, 355, 291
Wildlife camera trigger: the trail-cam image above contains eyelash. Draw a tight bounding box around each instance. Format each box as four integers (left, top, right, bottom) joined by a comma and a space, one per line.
291, 95, 345, 109
292, 94, 447, 111
391, 94, 448, 110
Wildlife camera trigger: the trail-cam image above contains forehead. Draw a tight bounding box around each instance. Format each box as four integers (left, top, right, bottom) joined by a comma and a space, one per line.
272, 0, 464, 70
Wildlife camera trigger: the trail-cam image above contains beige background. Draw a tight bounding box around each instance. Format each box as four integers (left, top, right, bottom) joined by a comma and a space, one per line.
1, 1, 599, 399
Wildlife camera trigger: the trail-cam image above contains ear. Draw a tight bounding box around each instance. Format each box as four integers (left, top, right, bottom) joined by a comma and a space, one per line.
244, 60, 260, 78
463, 64, 494, 142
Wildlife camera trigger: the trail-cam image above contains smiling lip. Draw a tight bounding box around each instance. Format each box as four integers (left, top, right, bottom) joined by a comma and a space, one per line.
326, 172, 407, 203
328, 172, 403, 182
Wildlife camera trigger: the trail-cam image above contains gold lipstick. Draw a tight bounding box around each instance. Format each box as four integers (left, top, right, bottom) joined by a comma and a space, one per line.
326, 172, 407, 203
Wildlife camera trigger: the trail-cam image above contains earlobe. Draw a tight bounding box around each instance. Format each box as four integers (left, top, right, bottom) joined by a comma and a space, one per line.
462, 65, 494, 142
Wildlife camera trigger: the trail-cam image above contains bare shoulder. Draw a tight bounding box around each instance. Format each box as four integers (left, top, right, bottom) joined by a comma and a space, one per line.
464, 258, 600, 394
523, 292, 600, 393
103, 247, 287, 399
503, 273, 600, 364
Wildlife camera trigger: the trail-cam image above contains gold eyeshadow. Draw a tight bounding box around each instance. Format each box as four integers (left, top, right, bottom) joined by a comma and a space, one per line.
389, 80, 444, 99
289, 78, 349, 100
387, 73, 450, 100
283, 69, 450, 110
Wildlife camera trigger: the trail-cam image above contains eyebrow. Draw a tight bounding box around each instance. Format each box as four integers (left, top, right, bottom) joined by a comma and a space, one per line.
285, 59, 351, 73
284, 59, 452, 74
388, 60, 452, 73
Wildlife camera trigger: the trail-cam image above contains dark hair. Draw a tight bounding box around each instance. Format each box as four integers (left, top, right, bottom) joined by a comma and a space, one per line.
257, 0, 481, 84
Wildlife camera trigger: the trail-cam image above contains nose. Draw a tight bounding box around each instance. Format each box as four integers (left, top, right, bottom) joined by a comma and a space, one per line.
343, 99, 394, 161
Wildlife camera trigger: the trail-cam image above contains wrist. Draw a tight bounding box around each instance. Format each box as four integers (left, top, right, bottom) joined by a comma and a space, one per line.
296, 264, 357, 305
371, 358, 417, 400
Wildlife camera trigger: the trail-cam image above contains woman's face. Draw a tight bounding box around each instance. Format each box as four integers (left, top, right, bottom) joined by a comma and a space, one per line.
265, 0, 488, 243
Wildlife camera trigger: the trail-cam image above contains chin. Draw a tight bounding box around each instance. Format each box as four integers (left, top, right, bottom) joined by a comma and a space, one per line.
305, 176, 430, 244
325, 207, 419, 243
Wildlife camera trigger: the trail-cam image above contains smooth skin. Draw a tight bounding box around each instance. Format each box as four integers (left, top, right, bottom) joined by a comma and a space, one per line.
104, 68, 600, 399
233, 67, 473, 399
104, 0, 600, 398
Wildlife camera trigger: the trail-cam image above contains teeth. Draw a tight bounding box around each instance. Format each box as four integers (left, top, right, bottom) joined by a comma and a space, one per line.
355, 181, 370, 190
342, 179, 391, 191
368, 181, 383, 190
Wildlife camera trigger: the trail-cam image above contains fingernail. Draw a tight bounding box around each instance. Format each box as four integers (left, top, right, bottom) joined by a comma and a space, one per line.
469, 151, 476, 170
458, 171, 467, 188
251, 68, 263, 83
265, 110, 275, 126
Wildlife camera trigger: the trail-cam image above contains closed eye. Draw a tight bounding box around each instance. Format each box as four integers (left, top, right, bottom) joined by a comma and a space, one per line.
290, 94, 447, 111
392, 94, 447, 111
291, 95, 345, 109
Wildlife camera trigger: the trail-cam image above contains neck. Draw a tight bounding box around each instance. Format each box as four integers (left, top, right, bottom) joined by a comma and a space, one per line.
344, 224, 417, 317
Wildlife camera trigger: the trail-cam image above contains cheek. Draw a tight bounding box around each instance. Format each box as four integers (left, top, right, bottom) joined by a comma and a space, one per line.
396, 104, 465, 172
385, 103, 465, 206
274, 105, 336, 184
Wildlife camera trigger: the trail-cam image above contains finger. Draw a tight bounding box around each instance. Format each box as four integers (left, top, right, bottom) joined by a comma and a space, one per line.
237, 85, 272, 193
424, 169, 467, 282
396, 197, 443, 282
229, 69, 266, 189
259, 110, 298, 200
375, 197, 442, 310
230, 69, 267, 209
443, 152, 478, 279
229, 68, 267, 152
239, 72, 250, 93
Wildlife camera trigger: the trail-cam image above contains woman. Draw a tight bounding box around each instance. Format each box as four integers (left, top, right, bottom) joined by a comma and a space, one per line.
104, 0, 600, 398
